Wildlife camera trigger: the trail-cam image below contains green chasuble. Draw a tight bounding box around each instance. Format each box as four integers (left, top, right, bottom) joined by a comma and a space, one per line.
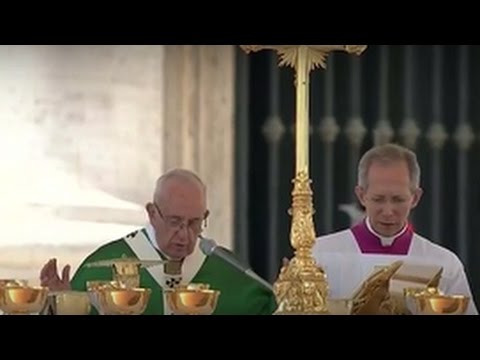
71, 228, 277, 315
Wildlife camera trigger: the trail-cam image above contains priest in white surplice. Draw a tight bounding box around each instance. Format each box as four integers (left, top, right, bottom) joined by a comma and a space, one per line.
312, 143, 478, 315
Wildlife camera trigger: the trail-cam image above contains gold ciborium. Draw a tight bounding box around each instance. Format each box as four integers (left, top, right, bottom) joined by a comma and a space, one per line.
165, 283, 220, 315
0, 285, 48, 315
96, 287, 151, 315
42, 291, 91, 315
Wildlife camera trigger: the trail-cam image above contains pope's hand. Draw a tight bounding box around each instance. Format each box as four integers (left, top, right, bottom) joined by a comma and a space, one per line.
40, 258, 71, 291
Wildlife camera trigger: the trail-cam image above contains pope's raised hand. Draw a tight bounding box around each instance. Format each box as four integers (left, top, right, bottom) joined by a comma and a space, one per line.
40, 258, 71, 291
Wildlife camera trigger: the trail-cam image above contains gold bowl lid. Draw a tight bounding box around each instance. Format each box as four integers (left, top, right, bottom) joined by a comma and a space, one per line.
0, 279, 28, 287
173, 283, 211, 291
85, 257, 167, 269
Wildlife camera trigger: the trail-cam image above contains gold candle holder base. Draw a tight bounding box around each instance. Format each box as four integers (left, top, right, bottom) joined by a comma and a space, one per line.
273, 172, 329, 315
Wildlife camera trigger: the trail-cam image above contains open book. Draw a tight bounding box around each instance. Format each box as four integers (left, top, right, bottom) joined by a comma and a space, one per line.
350, 262, 443, 315
389, 263, 443, 293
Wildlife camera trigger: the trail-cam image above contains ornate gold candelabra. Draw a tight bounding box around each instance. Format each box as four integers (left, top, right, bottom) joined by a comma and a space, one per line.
240, 45, 367, 314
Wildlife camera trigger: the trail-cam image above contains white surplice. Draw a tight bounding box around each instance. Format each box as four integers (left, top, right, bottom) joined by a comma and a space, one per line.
312, 225, 478, 315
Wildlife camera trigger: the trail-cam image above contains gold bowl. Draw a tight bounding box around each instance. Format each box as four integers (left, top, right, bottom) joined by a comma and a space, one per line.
96, 287, 151, 315
415, 295, 469, 315
86, 280, 124, 315
0, 285, 48, 314
165, 284, 220, 315
403, 287, 440, 315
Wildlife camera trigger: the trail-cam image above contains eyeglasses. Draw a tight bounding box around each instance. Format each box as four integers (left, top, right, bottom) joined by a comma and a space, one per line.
154, 203, 207, 233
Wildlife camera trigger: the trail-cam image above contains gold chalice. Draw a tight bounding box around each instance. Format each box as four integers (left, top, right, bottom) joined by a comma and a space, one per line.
326, 299, 353, 315
165, 283, 220, 315
414, 294, 470, 315
96, 287, 151, 315
0, 285, 48, 314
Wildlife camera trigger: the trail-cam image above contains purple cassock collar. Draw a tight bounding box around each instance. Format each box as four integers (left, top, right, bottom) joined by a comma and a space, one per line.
351, 219, 413, 255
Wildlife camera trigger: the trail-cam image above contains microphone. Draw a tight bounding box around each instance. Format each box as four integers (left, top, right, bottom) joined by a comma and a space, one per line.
199, 236, 274, 292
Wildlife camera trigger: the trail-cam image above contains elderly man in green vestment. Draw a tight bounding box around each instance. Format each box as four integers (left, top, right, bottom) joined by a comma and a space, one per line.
40, 169, 277, 315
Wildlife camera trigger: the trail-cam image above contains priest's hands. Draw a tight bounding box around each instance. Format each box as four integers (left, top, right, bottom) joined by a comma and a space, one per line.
40, 258, 72, 291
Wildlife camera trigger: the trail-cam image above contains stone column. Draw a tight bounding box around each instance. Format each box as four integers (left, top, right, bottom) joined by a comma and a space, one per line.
162, 45, 235, 249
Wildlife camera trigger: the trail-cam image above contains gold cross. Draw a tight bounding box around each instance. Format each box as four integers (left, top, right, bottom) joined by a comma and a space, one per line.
240, 45, 367, 315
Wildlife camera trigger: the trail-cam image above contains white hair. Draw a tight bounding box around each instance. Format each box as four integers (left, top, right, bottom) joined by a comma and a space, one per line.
153, 168, 206, 202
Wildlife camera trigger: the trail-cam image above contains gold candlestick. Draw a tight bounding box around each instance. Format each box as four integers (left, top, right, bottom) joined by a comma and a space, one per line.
240, 45, 367, 314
